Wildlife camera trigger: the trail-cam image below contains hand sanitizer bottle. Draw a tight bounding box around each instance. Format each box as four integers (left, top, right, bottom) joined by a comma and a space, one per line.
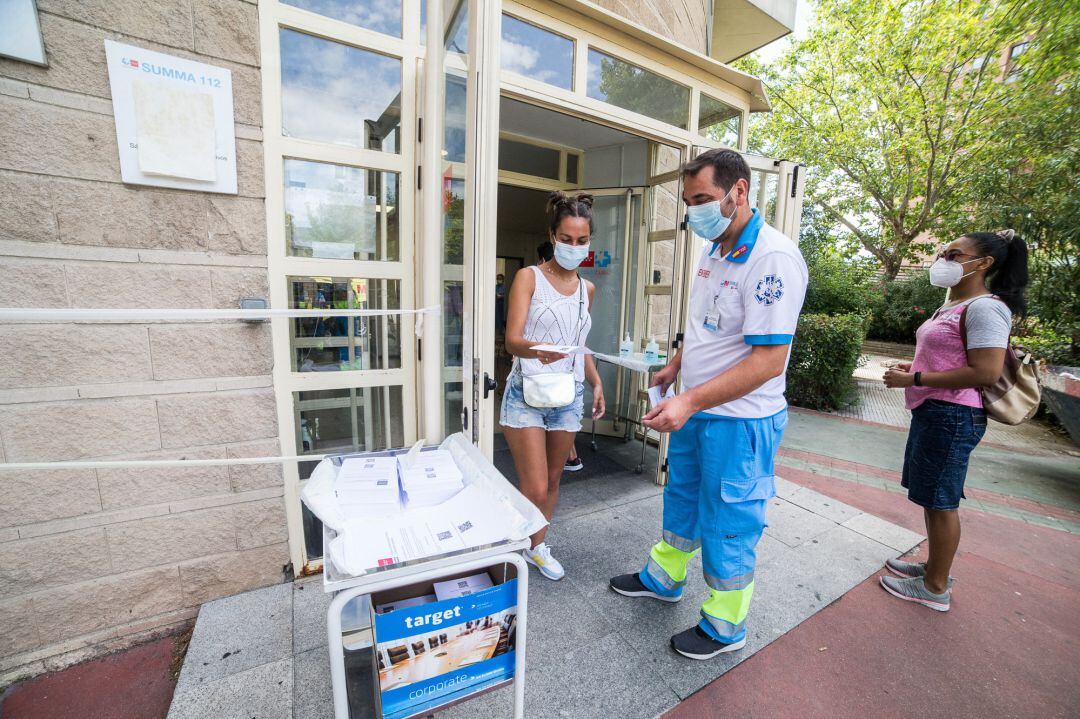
620, 333, 633, 358
644, 338, 659, 364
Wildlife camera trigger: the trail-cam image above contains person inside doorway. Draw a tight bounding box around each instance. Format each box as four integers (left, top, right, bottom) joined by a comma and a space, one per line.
502, 193, 606, 580
495, 273, 506, 333
535, 242, 584, 473
880, 230, 1027, 611
609, 149, 807, 659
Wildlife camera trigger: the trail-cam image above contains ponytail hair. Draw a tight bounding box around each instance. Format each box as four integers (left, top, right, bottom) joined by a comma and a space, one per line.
964, 229, 1029, 316
546, 191, 594, 235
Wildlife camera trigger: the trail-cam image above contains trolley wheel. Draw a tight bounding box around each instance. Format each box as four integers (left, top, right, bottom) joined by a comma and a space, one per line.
634, 464, 644, 474
591, 442, 598, 451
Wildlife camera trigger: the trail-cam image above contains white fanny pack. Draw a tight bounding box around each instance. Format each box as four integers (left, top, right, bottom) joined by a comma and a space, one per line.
521, 279, 585, 409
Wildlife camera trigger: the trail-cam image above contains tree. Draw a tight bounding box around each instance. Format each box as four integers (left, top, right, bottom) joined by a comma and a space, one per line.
743, 0, 1068, 279
934, 11, 1080, 333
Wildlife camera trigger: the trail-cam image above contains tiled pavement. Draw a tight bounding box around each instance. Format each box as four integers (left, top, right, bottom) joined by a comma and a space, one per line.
849, 354, 1075, 456
166, 440, 922, 719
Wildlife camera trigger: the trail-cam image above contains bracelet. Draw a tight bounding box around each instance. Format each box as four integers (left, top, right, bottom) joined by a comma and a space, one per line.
914, 371, 922, 387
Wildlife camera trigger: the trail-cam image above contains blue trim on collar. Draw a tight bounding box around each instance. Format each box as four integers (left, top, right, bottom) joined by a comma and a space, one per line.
722, 209, 763, 264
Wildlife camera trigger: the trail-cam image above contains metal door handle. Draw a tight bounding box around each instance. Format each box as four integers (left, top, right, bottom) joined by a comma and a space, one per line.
483, 373, 498, 399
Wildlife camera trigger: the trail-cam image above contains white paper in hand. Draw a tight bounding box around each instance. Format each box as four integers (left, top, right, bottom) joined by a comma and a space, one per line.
647, 384, 676, 408
530, 344, 594, 355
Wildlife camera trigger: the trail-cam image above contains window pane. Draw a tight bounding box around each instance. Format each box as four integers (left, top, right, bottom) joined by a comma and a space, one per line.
650, 179, 680, 232
587, 49, 689, 129
649, 240, 675, 285
498, 138, 560, 179
443, 74, 468, 164
289, 276, 402, 372
444, 381, 463, 435
501, 15, 573, 90
699, 93, 740, 148
443, 280, 464, 367
284, 160, 399, 261
280, 29, 401, 152
646, 294, 671, 348
294, 385, 404, 457
566, 153, 579, 183
282, 0, 401, 37
749, 169, 779, 225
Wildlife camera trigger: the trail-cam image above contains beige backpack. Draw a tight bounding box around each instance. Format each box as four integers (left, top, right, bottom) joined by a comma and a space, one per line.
959, 298, 1041, 425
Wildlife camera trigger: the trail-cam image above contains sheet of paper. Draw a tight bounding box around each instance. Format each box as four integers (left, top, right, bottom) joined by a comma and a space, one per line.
133, 78, 217, 181
530, 344, 594, 355
647, 384, 677, 408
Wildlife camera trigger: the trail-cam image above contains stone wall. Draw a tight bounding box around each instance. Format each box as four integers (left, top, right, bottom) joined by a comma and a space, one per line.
0, 0, 285, 685
597, 0, 711, 53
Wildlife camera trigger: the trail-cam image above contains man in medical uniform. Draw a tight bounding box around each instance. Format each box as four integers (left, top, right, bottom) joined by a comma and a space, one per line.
610, 149, 807, 659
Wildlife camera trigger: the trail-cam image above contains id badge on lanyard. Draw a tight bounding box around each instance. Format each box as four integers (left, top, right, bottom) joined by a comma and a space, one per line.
703, 293, 721, 332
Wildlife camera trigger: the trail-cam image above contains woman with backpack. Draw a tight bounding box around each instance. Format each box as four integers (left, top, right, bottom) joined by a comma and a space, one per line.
881, 229, 1029, 611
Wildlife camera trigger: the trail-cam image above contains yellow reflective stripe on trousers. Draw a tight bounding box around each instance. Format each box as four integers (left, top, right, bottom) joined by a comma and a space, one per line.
701, 580, 755, 626
649, 540, 699, 585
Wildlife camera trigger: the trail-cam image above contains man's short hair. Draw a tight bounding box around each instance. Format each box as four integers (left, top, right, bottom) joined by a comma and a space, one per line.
681, 149, 751, 191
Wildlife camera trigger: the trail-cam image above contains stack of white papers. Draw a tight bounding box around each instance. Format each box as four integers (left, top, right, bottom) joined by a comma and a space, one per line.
335, 457, 401, 516
398, 449, 464, 508
326, 484, 523, 576
433, 573, 494, 601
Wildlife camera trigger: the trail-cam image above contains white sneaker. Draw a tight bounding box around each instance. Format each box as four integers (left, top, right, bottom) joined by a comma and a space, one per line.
523, 542, 565, 581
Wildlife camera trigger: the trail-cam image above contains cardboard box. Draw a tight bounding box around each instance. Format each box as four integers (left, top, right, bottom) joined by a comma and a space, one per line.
370, 564, 519, 719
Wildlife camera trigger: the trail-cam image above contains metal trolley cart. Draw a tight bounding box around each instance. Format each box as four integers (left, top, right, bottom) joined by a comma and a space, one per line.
591, 352, 666, 473
312, 435, 544, 719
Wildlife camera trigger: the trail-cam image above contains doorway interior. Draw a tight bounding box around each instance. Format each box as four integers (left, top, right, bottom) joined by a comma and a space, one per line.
491, 98, 682, 461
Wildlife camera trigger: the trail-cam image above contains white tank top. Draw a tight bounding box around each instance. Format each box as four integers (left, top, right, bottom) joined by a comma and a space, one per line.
515, 266, 592, 382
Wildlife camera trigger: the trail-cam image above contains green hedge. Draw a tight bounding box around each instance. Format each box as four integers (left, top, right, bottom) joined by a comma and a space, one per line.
1014, 322, 1079, 366
867, 274, 946, 343
787, 312, 869, 411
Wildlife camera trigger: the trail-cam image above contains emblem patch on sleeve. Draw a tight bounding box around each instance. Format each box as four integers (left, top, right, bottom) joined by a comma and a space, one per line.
754, 275, 784, 305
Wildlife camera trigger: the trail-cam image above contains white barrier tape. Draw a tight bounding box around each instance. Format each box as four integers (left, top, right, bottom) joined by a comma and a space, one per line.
0, 306, 441, 323
0, 455, 333, 472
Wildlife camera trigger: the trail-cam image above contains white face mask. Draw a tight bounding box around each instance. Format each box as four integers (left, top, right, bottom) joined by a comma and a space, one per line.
928, 257, 982, 288
553, 241, 590, 270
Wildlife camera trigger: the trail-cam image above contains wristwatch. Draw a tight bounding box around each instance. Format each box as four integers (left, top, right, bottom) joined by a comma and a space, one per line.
913, 371, 923, 387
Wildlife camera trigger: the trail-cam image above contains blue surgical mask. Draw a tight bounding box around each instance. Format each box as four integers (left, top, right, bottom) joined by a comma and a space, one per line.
686, 187, 736, 241
553, 241, 590, 270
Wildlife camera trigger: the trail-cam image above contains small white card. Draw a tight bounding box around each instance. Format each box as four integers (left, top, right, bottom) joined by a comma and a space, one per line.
647, 384, 676, 408
530, 344, 594, 355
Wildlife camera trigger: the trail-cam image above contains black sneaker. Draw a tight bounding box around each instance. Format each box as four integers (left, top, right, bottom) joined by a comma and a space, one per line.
564, 457, 584, 472
670, 625, 746, 660
609, 573, 682, 603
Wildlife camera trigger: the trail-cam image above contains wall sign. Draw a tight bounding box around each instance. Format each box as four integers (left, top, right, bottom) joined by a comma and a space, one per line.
104, 40, 237, 194
0, 0, 48, 66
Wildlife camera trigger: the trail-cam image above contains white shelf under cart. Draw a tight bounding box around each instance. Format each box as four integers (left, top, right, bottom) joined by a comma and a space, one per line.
307, 434, 545, 719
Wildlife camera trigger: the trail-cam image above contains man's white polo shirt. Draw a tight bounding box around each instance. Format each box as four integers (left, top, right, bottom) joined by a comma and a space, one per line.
682, 208, 808, 418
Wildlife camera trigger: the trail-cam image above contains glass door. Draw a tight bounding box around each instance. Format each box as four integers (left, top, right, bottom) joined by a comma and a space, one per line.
631, 143, 687, 484
419, 0, 501, 455
575, 188, 643, 439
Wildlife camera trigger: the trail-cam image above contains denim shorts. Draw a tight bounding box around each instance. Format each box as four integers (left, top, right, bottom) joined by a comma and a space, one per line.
499, 371, 584, 432
902, 399, 987, 510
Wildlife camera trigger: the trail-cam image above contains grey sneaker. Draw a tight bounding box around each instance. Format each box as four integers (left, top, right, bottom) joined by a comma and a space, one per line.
880, 575, 950, 612
885, 558, 926, 578
885, 559, 955, 586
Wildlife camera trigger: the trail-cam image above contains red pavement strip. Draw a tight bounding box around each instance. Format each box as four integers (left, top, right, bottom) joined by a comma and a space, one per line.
665, 467, 1080, 719
0, 634, 178, 719
777, 447, 1080, 526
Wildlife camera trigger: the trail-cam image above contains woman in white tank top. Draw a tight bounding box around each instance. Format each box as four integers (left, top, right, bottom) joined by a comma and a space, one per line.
501, 192, 606, 581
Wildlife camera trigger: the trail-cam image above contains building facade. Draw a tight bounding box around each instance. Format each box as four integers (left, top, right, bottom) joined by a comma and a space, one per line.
0, 0, 795, 684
